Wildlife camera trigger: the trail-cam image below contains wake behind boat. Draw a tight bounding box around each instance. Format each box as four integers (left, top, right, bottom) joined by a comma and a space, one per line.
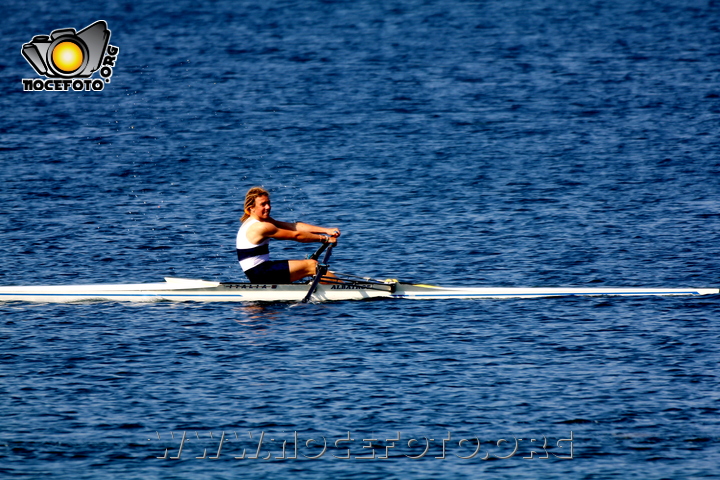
0, 244, 717, 303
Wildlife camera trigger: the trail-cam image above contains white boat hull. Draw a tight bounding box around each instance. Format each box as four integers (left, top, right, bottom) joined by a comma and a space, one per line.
0, 277, 716, 303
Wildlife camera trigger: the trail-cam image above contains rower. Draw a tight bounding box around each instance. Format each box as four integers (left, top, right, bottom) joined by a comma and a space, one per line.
237, 187, 341, 284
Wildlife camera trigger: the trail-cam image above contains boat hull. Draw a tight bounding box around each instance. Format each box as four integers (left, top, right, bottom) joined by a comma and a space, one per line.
392, 285, 720, 300
0, 278, 716, 303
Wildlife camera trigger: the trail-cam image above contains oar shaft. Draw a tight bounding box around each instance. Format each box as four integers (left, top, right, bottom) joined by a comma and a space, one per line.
309, 242, 330, 261
301, 244, 335, 303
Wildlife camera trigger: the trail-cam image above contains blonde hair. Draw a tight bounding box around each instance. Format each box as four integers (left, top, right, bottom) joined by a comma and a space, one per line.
241, 186, 270, 222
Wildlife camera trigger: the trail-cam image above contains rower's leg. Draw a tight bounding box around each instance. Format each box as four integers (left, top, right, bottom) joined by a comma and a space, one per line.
287, 259, 338, 283
319, 270, 338, 283
288, 259, 316, 282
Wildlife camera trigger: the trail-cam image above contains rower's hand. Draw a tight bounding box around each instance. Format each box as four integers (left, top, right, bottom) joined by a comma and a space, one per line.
326, 235, 338, 244
327, 228, 341, 238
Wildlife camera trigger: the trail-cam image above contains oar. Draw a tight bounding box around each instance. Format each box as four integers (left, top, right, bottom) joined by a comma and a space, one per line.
301, 242, 335, 303
308, 241, 330, 261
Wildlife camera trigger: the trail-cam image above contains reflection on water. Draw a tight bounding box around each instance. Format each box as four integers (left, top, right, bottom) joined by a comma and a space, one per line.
232, 303, 284, 331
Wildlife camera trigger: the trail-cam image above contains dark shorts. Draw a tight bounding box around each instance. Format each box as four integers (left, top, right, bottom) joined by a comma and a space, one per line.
244, 260, 291, 284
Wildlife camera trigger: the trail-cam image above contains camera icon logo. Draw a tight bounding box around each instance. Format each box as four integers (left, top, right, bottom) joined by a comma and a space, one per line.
22, 20, 110, 78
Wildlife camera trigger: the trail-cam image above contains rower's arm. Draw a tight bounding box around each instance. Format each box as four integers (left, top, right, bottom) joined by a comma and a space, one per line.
251, 221, 335, 244
271, 219, 341, 237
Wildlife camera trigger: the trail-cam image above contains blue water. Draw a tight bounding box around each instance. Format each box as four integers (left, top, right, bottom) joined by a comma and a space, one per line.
1, 0, 720, 478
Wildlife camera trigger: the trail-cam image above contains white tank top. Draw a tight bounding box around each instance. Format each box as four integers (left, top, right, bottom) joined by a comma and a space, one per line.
236, 218, 270, 271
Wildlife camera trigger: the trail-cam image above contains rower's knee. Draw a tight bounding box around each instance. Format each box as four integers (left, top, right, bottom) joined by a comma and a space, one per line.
305, 259, 318, 276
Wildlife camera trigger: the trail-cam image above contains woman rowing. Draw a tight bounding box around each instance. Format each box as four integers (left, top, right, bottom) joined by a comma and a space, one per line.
237, 187, 341, 284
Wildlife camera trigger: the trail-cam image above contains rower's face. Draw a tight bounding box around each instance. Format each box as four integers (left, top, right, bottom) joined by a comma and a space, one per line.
251, 195, 271, 219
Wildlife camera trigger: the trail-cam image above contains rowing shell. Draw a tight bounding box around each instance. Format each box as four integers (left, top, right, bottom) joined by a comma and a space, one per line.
0, 277, 716, 303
